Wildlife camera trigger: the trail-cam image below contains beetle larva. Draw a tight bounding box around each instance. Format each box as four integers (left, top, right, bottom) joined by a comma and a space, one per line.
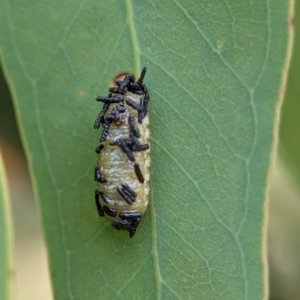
94, 67, 150, 238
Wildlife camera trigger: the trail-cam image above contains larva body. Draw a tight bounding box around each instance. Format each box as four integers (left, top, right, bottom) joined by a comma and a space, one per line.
94, 68, 150, 237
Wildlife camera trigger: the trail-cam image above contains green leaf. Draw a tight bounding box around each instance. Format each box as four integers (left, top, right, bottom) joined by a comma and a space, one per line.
0, 153, 14, 300
0, 0, 293, 299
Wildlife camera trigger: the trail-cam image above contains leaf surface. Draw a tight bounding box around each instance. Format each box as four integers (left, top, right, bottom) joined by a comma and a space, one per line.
0, 0, 292, 299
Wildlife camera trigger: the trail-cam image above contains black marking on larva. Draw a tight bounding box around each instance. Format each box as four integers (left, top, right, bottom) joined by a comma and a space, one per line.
137, 67, 147, 87
130, 89, 145, 95
110, 138, 136, 161
117, 183, 137, 205
128, 115, 140, 138
117, 74, 134, 94
95, 144, 104, 154
127, 67, 147, 95
119, 211, 142, 220
126, 89, 149, 123
134, 163, 144, 183
129, 218, 141, 238
126, 83, 145, 95
113, 219, 132, 231
112, 217, 141, 238
143, 84, 149, 98
99, 191, 110, 204
95, 190, 104, 217
110, 134, 149, 161
108, 86, 119, 94
109, 74, 134, 95
100, 119, 111, 142
129, 133, 150, 152
96, 95, 124, 104
109, 67, 147, 96
94, 167, 106, 182
103, 205, 117, 218
108, 105, 126, 125
108, 74, 136, 95
94, 95, 111, 129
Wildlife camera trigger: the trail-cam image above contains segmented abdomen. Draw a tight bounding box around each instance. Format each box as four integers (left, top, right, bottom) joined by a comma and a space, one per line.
99, 100, 150, 216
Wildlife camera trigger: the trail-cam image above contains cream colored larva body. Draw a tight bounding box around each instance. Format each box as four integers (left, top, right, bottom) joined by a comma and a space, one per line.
94, 68, 150, 238
100, 102, 150, 214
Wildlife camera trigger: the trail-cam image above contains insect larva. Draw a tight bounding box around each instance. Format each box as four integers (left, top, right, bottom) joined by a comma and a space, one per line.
94, 67, 150, 238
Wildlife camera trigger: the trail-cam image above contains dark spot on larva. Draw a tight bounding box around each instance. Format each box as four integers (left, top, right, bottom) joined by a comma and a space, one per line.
94, 98, 111, 129
103, 205, 117, 217
95, 190, 104, 217
110, 134, 149, 161
117, 183, 137, 205
119, 211, 142, 220
109, 105, 126, 125
96, 95, 124, 104
129, 133, 150, 152
128, 115, 140, 138
126, 90, 149, 123
99, 191, 110, 203
95, 144, 104, 154
134, 163, 144, 183
110, 138, 136, 161
112, 217, 142, 238
100, 119, 111, 142
113, 219, 132, 231
94, 167, 106, 182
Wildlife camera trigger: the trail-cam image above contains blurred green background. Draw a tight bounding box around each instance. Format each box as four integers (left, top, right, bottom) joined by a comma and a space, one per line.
267, 2, 300, 300
0, 62, 53, 298
0, 4, 299, 300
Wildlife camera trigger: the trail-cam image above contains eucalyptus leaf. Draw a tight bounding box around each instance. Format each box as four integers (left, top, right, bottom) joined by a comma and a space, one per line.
0, 0, 293, 299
